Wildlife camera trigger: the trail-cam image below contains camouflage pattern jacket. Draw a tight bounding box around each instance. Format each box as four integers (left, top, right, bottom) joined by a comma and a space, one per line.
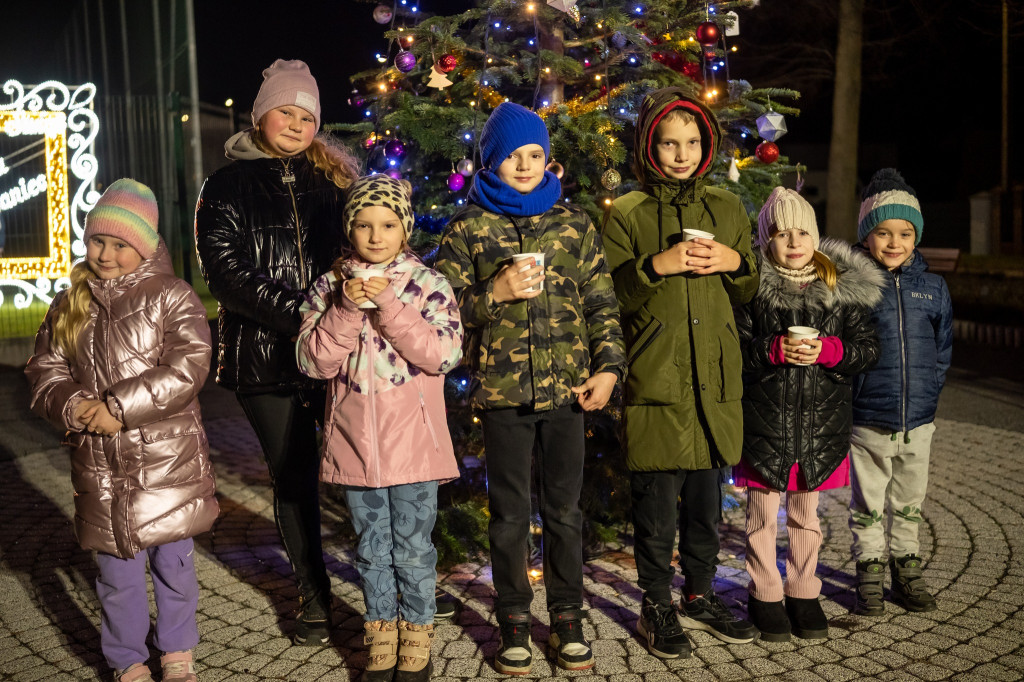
436, 202, 626, 411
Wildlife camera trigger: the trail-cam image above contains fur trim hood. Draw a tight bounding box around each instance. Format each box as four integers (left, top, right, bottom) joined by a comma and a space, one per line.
756, 237, 886, 313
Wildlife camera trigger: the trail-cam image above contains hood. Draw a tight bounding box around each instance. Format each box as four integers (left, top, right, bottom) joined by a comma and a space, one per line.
87, 238, 175, 300
633, 87, 721, 195
224, 129, 274, 161
756, 237, 887, 313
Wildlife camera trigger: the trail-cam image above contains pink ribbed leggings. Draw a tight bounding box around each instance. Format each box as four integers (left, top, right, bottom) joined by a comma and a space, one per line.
745, 488, 822, 602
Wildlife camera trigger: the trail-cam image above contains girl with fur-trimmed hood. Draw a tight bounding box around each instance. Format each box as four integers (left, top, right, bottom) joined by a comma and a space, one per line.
734, 187, 884, 643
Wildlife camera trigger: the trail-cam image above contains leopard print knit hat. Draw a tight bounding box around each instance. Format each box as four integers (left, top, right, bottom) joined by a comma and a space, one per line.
342, 175, 414, 238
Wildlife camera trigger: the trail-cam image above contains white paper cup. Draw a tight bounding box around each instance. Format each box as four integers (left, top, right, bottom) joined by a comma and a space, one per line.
683, 228, 716, 242
351, 269, 380, 309
787, 326, 819, 366
513, 252, 545, 293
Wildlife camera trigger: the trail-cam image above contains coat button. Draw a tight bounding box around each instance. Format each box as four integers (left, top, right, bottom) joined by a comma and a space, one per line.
693, 318, 699, 324
701, 383, 706, 390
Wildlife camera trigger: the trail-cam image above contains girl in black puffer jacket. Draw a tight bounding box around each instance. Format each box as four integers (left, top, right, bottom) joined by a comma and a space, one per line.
734, 188, 884, 643
195, 59, 358, 646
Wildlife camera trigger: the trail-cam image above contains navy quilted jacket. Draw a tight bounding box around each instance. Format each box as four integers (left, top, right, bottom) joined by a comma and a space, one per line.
852, 249, 953, 432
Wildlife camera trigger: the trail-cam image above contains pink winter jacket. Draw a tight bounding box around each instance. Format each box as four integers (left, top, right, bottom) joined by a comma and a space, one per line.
296, 252, 462, 488
25, 241, 219, 559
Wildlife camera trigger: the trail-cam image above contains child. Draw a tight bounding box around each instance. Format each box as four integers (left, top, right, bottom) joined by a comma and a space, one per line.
26, 179, 218, 682
734, 187, 884, 642
602, 87, 759, 658
436, 102, 626, 675
296, 175, 462, 682
848, 168, 953, 615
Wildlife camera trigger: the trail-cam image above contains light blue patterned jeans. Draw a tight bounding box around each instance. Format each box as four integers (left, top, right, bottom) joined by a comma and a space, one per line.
343, 481, 438, 624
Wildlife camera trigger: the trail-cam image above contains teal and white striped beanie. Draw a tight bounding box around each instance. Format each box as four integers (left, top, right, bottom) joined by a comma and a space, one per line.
857, 168, 924, 245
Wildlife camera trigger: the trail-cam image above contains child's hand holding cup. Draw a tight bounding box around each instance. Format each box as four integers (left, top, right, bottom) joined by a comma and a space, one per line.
348, 269, 386, 309
682, 228, 715, 243
786, 326, 820, 366
512, 252, 545, 294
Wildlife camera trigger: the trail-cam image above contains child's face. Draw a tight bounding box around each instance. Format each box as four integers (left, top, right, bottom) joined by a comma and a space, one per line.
496, 143, 546, 194
767, 228, 815, 270
654, 118, 702, 180
864, 219, 916, 271
86, 234, 143, 279
350, 205, 405, 265
258, 105, 316, 157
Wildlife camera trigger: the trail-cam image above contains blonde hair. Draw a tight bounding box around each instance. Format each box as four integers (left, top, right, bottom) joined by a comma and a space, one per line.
660, 108, 696, 127
253, 128, 360, 191
765, 225, 838, 290
51, 261, 96, 360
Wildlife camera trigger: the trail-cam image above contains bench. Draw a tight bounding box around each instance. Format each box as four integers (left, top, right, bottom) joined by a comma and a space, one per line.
917, 247, 960, 273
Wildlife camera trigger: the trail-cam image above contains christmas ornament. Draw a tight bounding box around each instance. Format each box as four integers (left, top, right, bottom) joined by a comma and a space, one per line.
727, 157, 740, 183
348, 89, 365, 107
612, 31, 627, 49
427, 66, 453, 89
725, 11, 740, 36
755, 141, 780, 164
546, 161, 564, 179
601, 169, 622, 190
395, 50, 417, 73
363, 134, 377, 149
546, 0, 577, 12
695, 21, 720, 47
755, 110, 788, 142
457, 158, 475, 176
387, 170, 403, 180
567, 5, 581, 23
447, 172, 466, 191
436, 54, 458, 74
368, 145, 390, 172
372, 4, 393, 24
702, 45, 718, 61
384, 139, 407, 160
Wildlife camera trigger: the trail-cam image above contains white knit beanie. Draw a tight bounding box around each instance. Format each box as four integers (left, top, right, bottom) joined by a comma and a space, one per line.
756, 186, 819, 249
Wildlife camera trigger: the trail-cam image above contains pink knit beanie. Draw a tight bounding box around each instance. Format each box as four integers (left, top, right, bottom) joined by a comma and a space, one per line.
251, 59, 321, 132
84, 179, 159, 259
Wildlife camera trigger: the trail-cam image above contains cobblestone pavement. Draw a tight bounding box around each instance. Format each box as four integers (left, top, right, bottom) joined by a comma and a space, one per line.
2, 365, 1023, 681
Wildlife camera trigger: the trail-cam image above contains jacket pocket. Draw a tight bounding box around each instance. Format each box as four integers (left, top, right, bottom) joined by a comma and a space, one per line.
625, 313, 679, 405
139, 414, 202, 443
418, 388, 440, 451
627, 317, 664, 367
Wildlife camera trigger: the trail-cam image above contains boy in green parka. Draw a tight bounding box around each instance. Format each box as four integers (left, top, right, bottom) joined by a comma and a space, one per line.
602, 88, 760, 658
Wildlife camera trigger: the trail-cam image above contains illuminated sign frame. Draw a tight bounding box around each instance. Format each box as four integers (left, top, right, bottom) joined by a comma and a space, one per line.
0, 80, 98, 308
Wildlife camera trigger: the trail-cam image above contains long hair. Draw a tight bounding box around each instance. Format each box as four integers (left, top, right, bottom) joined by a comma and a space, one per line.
51, 261, 96, 360
252, 126, 360, 191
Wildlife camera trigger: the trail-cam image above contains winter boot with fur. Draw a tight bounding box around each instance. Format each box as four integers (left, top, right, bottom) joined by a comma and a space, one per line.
395, 620, 434, 682
363, 619, 399, 682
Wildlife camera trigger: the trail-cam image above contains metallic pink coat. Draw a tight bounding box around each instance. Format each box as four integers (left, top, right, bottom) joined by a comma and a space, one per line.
26, 242, 219, 559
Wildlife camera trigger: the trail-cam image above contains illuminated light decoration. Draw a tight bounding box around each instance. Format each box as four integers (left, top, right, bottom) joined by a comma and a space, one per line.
1, 80, 98, 309
537, 83, 628, 119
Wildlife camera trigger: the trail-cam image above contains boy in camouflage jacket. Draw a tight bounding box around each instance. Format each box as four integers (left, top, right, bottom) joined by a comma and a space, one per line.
436, 102, 625, 675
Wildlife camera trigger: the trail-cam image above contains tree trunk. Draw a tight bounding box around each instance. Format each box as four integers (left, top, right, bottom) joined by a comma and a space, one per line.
826, 0, 863, 242
537, 22, 565, 106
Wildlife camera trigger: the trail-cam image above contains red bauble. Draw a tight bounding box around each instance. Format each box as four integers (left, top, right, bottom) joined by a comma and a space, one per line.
696, 21, 720, 47
437, 54, 458, 74
755, 141, 780, 164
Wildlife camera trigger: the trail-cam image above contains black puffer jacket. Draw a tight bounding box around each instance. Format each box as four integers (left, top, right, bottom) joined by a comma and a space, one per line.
195, 140, 345, 392
736, 238, 885, 490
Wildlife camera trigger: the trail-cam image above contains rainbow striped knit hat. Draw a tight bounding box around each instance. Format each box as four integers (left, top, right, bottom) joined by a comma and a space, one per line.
85, 179, 160, 258
857, 168, 924, 245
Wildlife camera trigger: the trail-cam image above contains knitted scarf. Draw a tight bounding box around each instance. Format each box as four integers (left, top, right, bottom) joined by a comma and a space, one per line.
770, 259, 818, 285
468, 169, 562, 217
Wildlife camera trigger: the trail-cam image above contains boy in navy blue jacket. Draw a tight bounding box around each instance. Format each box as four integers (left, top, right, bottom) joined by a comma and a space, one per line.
848, 169, 953, 616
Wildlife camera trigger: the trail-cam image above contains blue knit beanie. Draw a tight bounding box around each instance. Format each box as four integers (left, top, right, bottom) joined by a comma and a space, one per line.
857, 168, 924, 244
479, 102, 551, 170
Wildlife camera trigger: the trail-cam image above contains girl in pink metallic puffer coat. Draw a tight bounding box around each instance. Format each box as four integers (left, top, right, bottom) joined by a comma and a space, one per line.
26, 179, 217, 682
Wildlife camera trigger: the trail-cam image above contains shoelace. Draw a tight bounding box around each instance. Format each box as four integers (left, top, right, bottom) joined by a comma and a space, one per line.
703, 594, 735, 620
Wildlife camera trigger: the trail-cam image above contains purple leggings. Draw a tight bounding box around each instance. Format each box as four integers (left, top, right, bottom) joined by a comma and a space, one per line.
95, 538, 199, 670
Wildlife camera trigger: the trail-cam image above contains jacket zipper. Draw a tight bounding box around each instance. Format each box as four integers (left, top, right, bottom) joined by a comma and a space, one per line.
282, 158, 308, 290
368, 323, 381, 485
418, 388, 440, 450
895, 271, 908, 433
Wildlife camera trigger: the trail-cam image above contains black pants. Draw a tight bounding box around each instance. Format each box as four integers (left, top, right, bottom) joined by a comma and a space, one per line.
631, 467, 726, 603
482, 405, 585, 617
237, 389, 331, 609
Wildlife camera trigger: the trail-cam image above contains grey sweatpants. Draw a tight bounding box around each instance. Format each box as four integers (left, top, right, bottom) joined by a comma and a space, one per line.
848, 422, 936, 560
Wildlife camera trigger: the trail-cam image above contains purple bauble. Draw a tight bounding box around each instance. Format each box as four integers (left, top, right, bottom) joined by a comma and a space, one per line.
384, 139, 407, 160
447, 172, 466, 191
387, 170, 403, 180
395, 50, 417, 73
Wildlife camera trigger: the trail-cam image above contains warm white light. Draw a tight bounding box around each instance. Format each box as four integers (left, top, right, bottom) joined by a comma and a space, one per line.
224, 98, 234, 107
181, 114, 189, 122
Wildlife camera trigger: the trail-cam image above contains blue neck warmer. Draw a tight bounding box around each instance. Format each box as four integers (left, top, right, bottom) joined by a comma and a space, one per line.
468, 169, 562, 217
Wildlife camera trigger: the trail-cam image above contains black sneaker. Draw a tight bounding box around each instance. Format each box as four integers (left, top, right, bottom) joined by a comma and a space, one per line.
434, 587, 462, 622
293, 596, 331, 646
890, 555, 938, 612
495, 612, 533, 675
677, 590, 760, 644
637, 597, 692, 659
548, 606, 594, 670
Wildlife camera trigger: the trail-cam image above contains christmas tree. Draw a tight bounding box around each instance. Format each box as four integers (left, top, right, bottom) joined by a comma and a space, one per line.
330, 0, 798, 565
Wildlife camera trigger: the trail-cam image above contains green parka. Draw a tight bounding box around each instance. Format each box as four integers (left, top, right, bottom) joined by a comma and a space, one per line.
602, 88, 759, 471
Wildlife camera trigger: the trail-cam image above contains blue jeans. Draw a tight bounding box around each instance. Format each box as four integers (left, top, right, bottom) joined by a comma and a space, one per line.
344, 481, 439, 624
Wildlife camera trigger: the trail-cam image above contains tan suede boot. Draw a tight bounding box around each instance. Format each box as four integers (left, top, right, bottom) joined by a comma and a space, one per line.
363, 619, 398, 682
395, 620, 434, 681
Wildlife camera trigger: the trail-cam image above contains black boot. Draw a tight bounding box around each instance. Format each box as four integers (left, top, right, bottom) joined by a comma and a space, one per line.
890, 555, 937, 612
785, 597, 828, 640
854, 559, 886, 616
747, 595, 791, 642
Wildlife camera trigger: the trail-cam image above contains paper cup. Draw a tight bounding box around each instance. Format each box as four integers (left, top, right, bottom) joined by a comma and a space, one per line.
683, 228, 716, 242
351, 269, 380, 309
513, 252, 545, 293
787, 326, 819, 366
